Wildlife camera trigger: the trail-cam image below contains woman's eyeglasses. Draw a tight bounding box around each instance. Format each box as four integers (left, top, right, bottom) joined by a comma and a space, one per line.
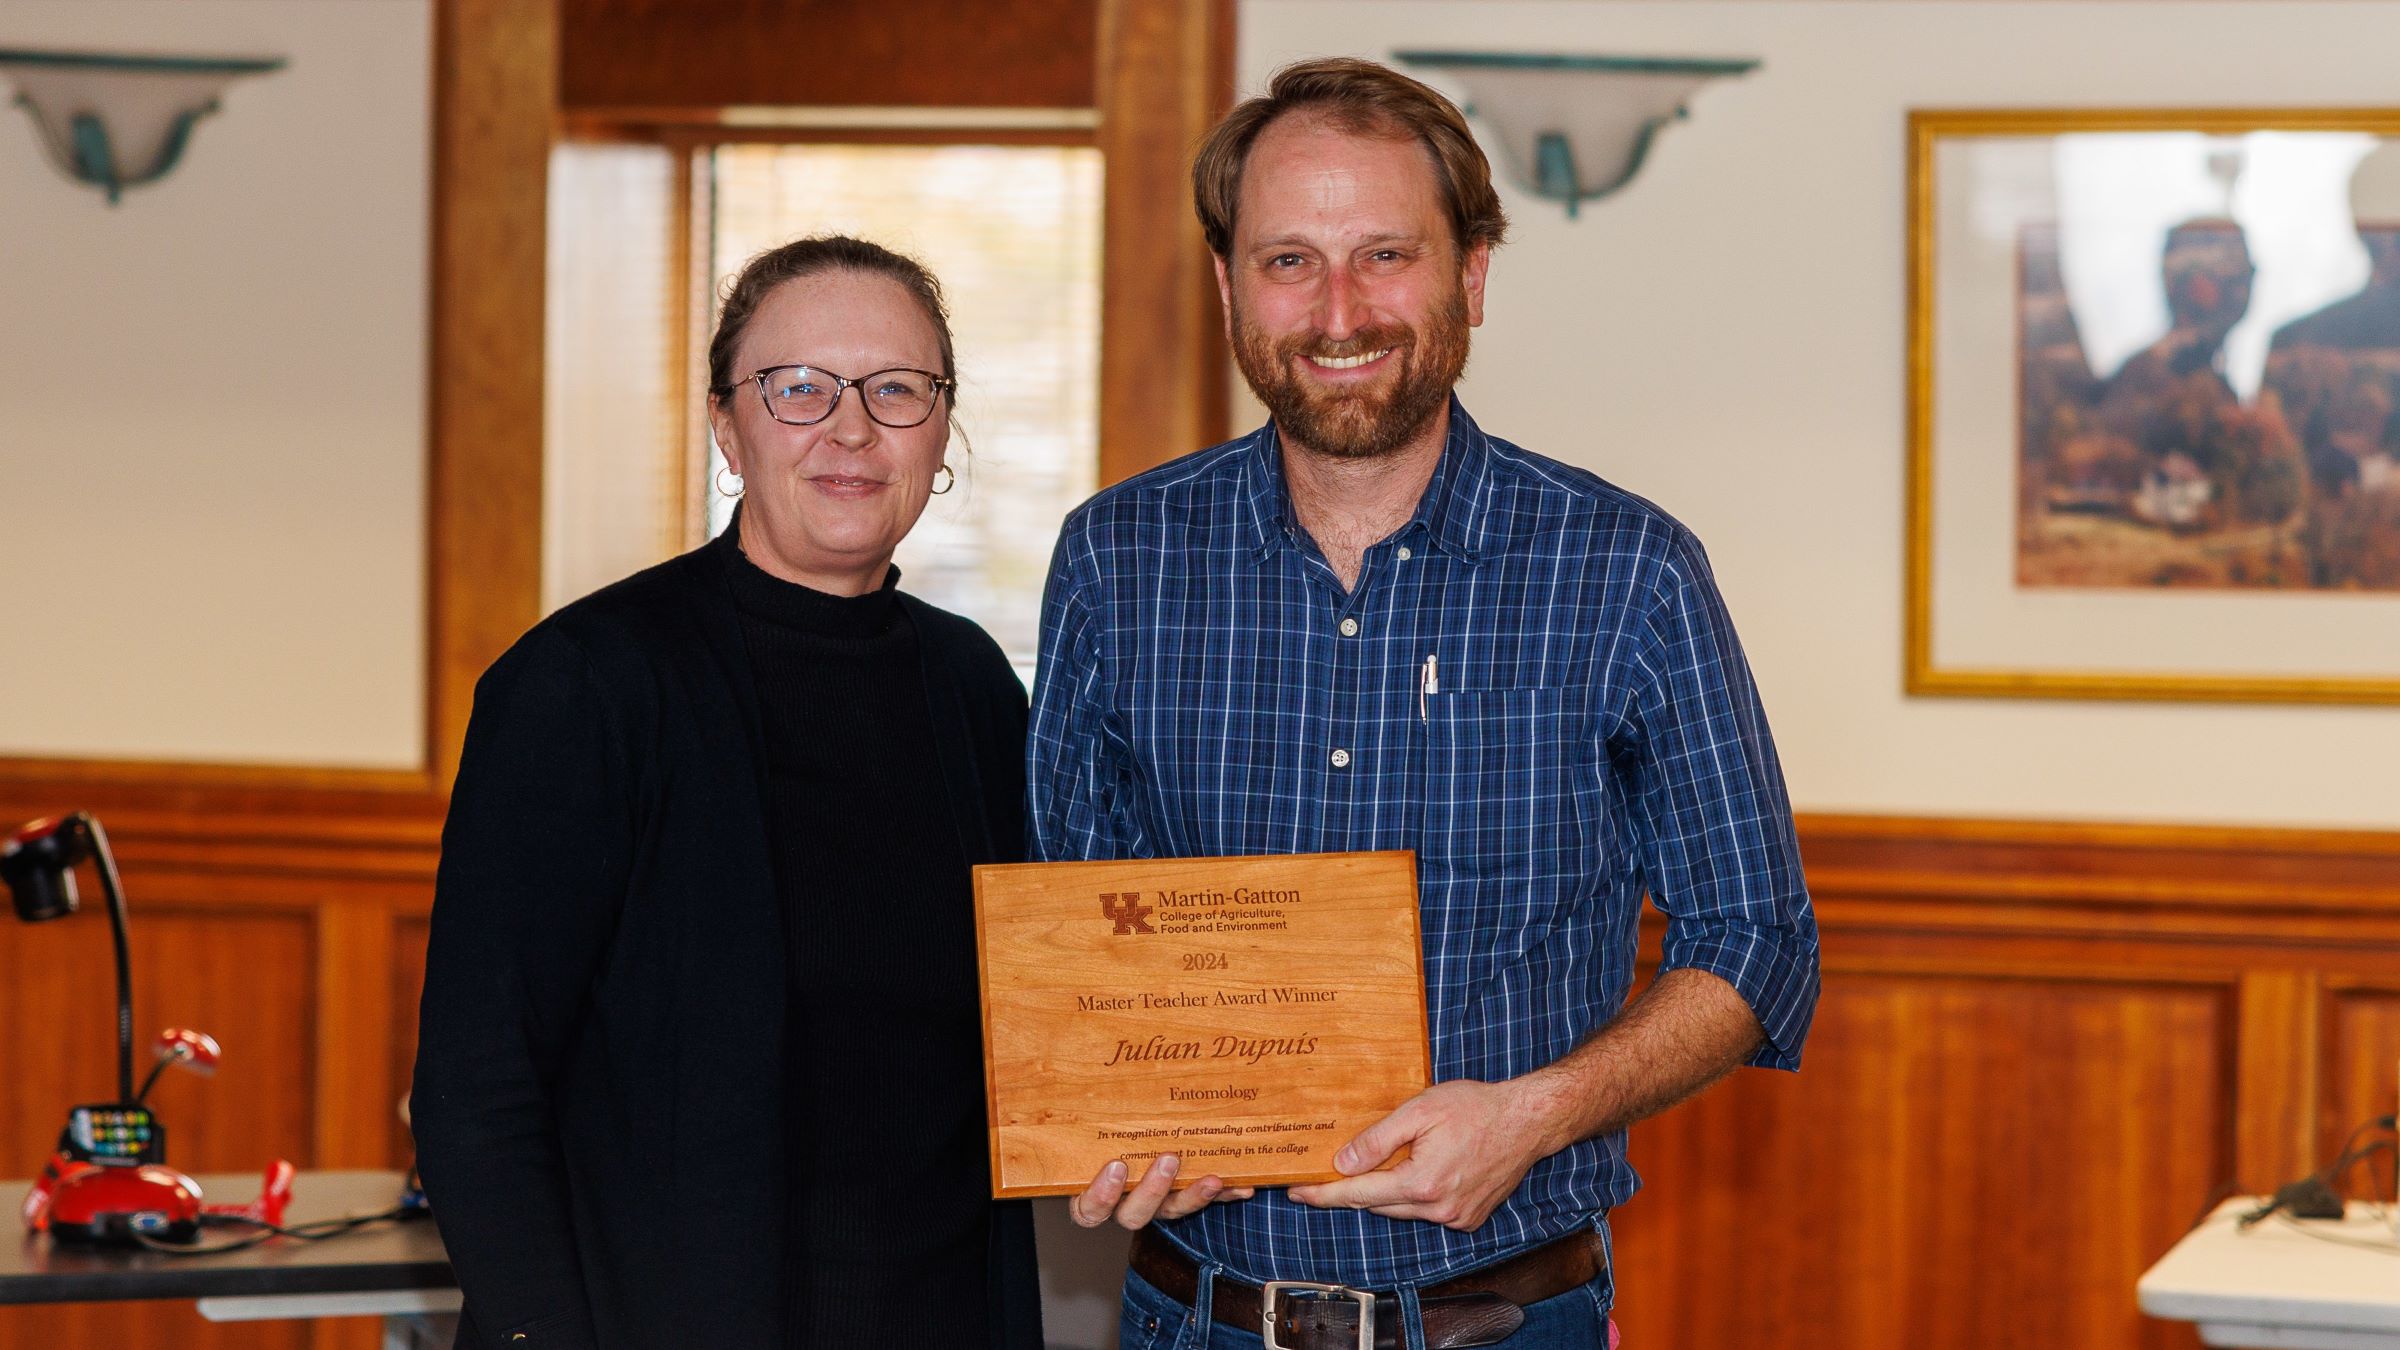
712, 365, 954, 429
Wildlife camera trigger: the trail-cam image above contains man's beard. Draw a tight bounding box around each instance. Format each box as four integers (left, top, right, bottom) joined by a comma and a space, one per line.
1231, 281, 1471, 461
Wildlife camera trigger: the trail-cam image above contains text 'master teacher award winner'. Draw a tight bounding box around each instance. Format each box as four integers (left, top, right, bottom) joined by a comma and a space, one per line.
973, 850, 1429, 1197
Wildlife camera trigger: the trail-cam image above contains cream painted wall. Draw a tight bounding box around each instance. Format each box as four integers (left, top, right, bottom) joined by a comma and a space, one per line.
1239, 0, 2400, 830
0, 0, 429, 768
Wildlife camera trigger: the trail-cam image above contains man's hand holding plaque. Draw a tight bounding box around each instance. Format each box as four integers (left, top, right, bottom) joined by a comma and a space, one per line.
972, 851, 1430, 1203
1064, 1154, 1255, 1230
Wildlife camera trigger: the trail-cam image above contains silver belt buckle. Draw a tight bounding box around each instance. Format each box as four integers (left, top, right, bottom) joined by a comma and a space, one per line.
1261, 1279, 1375, 1350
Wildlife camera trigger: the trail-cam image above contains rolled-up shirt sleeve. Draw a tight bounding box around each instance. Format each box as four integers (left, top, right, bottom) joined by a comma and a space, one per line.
1619, 527, 1820, 1068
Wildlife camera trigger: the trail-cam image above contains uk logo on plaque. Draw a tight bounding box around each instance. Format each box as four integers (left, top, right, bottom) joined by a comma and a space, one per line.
973, 851, 1431, 1197
1099, 892, 1155, 935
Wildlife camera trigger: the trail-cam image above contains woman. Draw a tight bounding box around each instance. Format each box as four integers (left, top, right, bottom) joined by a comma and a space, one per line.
412, 236, 1041, 1348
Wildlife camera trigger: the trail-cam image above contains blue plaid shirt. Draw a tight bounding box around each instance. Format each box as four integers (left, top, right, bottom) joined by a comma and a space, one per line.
1028, 400, 1819, 1288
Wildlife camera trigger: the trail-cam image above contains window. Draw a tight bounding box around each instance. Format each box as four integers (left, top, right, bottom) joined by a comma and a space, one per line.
708, 143, 1101, 663
544, 137, 1101, 667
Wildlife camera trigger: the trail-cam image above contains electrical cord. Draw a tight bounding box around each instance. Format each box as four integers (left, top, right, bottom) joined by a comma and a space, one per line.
2184, 1177, 2252, 1235
2271, 1211, 2400, 1255
2238, 1115, 2398, 1230
131, 1202, 427, 1257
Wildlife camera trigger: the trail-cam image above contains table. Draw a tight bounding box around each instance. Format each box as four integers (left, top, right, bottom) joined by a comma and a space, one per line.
0, 1169, 459, 1348
2139, 1199, 2400, 1349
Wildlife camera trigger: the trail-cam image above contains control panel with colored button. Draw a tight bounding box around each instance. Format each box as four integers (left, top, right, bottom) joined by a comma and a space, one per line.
63, 1103, 165, 1165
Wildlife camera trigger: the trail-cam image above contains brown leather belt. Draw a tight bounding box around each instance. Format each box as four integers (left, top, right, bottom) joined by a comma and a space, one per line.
1129, 1226, 1607, 1350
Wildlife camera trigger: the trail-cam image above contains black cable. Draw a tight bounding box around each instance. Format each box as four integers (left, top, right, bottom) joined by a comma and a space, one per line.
2184, 1176, 2250, 1234
132, 1055, 174, 1107
2343, 1139, 2396, 1189
2334, 1115, 2399, 1168
2272, 1212, 2400, 1255
2238, 1114, 2399, 1229
131, 1203, 425, 1257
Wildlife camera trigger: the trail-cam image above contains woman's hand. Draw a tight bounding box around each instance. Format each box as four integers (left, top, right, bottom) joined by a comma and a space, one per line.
1066, 1155, 1255, 1230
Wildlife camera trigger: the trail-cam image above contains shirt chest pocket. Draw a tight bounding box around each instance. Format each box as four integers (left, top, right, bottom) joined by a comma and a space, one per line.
1418, 687, 1576, 887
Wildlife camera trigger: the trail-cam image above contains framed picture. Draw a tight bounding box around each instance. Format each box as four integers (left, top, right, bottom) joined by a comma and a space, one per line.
1907, 109, 2400, 704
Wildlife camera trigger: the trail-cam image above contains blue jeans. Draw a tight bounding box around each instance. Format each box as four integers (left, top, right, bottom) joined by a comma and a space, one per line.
1117, 1266, 1614, 1350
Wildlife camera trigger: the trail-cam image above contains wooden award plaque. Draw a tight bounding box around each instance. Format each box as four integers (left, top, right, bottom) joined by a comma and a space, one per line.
973, 850, 1430, 1199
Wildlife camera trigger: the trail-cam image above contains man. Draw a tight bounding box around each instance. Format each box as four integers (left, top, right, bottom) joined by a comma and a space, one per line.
2266, 143, 2400, 501
1028, 57, 1819, 1350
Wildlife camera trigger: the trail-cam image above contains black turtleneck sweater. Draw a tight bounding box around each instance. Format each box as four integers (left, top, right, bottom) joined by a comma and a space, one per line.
416, 518, 1039, 1349
727, 551, 991, 1348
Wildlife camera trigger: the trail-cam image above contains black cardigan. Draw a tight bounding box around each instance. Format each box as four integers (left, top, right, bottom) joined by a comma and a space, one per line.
411, 527, 1040, 1348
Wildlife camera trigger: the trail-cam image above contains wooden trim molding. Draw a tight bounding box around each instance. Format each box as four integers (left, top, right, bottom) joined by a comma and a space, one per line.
557, 0, 1099, 112
563, 105, 1100, 137
428, 0, 557, 791
0, 806, 2383, 934
1797, 811, 2400, 917
1097, 0, 1235, 486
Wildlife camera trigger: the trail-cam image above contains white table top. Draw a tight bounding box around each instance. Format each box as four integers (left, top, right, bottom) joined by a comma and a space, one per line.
2140, 1199, 2400, 1348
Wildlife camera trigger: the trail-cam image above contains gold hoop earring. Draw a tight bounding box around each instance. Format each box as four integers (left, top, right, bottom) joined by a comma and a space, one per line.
715, 466, 744, 498
931, 464, 956, 495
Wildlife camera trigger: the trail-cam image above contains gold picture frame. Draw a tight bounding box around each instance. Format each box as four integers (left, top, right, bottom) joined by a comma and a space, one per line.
1906, 108, 2400, 705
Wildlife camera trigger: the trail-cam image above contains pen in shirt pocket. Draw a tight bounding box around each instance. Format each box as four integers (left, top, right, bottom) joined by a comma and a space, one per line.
1418, 653, 1438, 722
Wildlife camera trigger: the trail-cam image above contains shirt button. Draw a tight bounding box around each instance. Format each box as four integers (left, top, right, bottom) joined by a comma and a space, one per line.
1329, 748, 1352, 769
1396, 546, 1413, 561
1338, 617, 1360, 637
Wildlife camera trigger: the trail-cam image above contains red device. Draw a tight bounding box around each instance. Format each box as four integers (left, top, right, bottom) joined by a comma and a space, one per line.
31, 1160, 202, 1244
3, 816, 293, 1247
15, 1029, 292, 1244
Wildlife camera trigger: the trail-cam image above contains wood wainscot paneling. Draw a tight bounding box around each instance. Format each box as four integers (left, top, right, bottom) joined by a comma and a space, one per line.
0, 901, 318, 1181
391, 916, 434, 1161
1603, 814, 2400, 1350
0, 815, 2384, 1350
0, 1302, 310, 1348
0, 1292, 311, 1349
0, 808, 445, 1167
2321, 984, 2400, 1184
0, 904, 319, 1350
0, 809, 438, 1350
1617, 968, 2232, 1350
0, 802, 2385, 1350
